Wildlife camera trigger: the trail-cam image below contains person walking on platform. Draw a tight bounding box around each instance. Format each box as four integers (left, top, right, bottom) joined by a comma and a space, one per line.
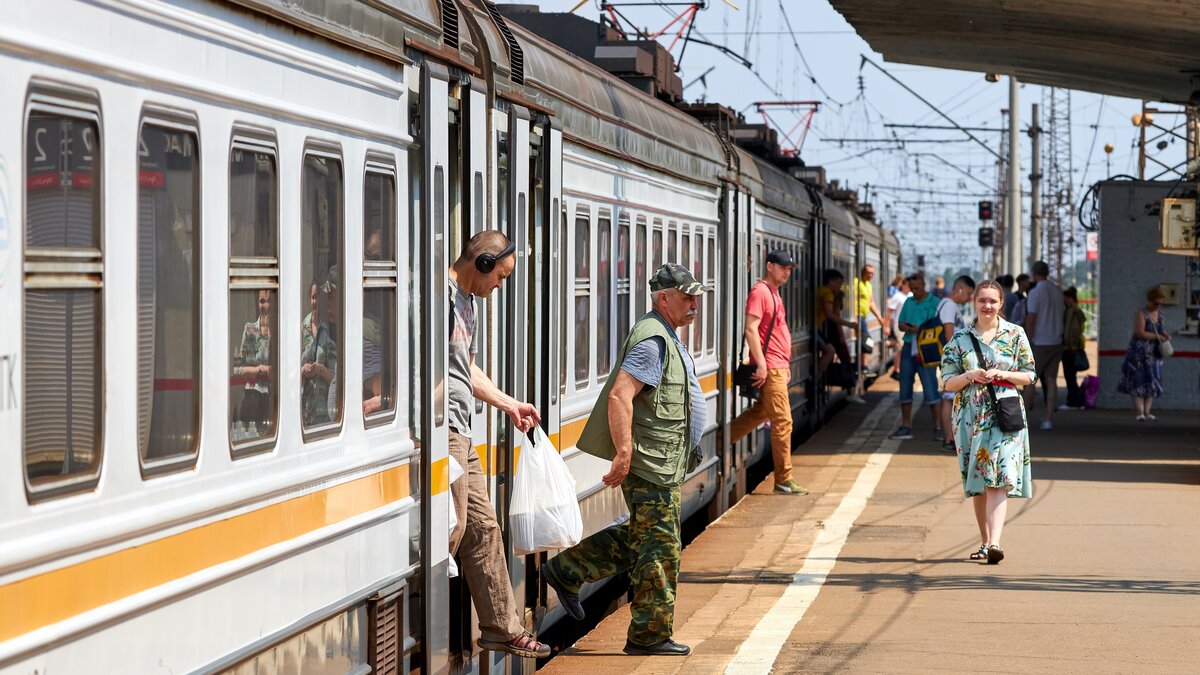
1117, 287, 1171, 420
1023, 261, 1064, 430
938, 275, 976, 450
884, 275, 911, 380
729, 250, 807, 495
543, 264, 709, 657
941, 280, 1036, 565
1060, 287, 1088, 410
446, 231, 549, 659
889, 273, 941, 440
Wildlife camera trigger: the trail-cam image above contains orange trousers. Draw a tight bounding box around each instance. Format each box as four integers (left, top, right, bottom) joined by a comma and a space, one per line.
729, 368, 794, 484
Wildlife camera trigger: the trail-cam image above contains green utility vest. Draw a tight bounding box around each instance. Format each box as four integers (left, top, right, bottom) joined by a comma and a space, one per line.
577, 311, 692, 487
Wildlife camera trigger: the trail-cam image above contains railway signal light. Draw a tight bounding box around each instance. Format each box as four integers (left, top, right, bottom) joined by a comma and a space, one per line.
978, 200, 994, 221
978, 227, 995, 247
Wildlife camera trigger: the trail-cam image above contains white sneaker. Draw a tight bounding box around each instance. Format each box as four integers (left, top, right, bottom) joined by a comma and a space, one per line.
1136, 415, 1146, 422
1146, 414, 1157, 421
847, 395, 866, 404
1056, 404, 1072, 411
1039, 420, 1053, 430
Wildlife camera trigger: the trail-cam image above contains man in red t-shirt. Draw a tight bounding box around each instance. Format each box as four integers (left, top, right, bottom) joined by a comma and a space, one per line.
729, 250, 807, 494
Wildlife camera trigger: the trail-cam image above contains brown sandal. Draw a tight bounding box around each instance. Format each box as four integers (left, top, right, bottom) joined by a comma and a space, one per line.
479, 633, 551, 659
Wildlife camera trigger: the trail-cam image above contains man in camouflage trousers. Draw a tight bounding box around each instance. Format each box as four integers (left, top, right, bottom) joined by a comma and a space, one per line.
543, 264, 709, 657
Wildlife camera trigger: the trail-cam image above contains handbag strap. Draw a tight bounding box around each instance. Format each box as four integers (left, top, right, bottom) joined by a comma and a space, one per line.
967, 332, 1003, 412
740, 281, 779, 364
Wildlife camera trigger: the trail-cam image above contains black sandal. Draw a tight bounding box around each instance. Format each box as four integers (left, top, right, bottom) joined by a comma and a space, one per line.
969, 545, 988, 561
986, 545, 1005, 565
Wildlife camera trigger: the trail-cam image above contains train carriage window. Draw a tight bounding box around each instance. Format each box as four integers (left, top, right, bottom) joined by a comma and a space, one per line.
364, 165, 397, 425
651, 220, 663, 316
707, 233, 716, 355
667, 222, 678, 264
692, 231, 702, 355
634, 216, 647, 318
574, 212, 591, 385
137, 120, 201, 473
23, 100, 104, 496
596, 214, 612, 378
680, 229, 690, 348
300, 151, 344, 435
616, 217, 630, 349
229, 140, 279, 455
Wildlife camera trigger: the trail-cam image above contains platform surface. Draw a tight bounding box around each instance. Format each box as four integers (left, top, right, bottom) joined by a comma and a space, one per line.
541, 378, 1200, 673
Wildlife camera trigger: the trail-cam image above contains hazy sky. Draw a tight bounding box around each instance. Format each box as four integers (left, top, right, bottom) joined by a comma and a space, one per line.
527, 0, 1189, 277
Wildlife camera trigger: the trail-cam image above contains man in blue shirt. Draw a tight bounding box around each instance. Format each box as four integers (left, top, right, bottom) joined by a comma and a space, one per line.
890, 273, 943, 440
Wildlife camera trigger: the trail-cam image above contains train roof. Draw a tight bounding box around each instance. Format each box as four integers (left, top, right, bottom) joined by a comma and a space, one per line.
734, 148, 816, 222
511, 22, 729, 186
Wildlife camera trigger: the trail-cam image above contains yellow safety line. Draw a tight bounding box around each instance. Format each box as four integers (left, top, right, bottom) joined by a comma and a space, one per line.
0, 462, 418, 643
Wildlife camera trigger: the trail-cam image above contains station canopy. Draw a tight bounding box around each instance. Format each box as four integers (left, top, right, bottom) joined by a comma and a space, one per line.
829, 0, 1200, 104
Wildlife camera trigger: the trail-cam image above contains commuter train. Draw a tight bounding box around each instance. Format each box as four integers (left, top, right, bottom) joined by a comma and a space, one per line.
0, 1, 900, 673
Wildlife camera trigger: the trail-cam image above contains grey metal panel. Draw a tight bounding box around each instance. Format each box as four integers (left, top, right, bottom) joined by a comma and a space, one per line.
829, 0, 1200, 104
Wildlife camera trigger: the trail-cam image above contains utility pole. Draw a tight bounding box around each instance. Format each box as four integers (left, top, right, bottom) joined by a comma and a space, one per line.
1029, 102, 1042, 265
1007, 76, 1024, 276
1044, 88, 1074, 284
992, 108, 1010, 277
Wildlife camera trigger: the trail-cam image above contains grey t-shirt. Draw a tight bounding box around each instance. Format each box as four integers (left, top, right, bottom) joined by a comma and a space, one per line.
447, 278, 477, 435
1025, 279, 1064, 345
620, 317, 706, 450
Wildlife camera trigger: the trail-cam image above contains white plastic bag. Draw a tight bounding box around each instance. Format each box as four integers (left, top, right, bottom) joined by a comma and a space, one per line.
447, 454, 465, 578
509, 426, 583, 555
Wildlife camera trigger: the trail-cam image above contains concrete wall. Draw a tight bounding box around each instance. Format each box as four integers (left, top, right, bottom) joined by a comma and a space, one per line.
1096, 180, 1200, 410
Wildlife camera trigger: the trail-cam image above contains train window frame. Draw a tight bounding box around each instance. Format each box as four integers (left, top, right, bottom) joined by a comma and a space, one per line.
136, 109, 203, 477
299, 142, 346, 442
667, 220, 678, 265
573, 204, 592, 387
363, 156, 399, 429
634, 215, 647, 318
228, 130, 280, 460
616, 213, 631, 346
706, 231, 717, 357
596, 209, 613, 379
22, 83, 106, 501
680, 225, 690, 349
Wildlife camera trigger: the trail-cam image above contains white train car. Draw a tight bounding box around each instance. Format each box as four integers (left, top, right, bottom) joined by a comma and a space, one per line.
0, 1, 440, 672
0, 1, 901, 674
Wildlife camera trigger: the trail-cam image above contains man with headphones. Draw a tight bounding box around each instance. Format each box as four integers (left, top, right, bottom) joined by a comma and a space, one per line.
446, 230, 548, 659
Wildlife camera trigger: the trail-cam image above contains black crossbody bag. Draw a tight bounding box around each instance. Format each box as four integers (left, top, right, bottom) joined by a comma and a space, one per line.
734, 283, 779, 400
967, 333, 1025, 433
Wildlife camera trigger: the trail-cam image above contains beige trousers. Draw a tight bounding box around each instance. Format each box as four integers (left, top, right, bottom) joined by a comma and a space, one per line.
449, 432, 524, 642
728, 368, 794, 484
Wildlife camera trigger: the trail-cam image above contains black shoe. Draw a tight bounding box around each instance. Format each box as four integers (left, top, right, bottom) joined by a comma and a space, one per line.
623, 639, 691, 656
986, 545, 1005, 565
543, 562, 584, 621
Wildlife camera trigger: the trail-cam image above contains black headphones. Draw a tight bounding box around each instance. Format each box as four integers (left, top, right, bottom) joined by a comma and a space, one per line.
475, 240, 516, 274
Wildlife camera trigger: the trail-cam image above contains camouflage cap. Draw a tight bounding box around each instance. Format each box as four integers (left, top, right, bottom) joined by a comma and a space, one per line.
648, 263, 710, 296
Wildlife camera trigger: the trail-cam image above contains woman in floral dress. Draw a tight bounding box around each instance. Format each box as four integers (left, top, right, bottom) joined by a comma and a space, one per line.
1116, 287, 1169, 421
941, 280, 1036, 565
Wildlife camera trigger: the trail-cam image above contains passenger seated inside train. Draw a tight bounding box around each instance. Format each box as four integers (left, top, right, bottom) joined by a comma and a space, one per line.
302, 270, 340, 426
232, 289, 274, 441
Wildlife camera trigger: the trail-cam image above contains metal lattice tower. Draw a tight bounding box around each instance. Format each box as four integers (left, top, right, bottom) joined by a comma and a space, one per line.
1042, 88, 1074, 283
991, 108, 1010, 277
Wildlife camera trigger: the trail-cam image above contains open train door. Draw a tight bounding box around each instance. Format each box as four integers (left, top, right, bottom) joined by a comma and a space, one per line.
416, 58, 453, 675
